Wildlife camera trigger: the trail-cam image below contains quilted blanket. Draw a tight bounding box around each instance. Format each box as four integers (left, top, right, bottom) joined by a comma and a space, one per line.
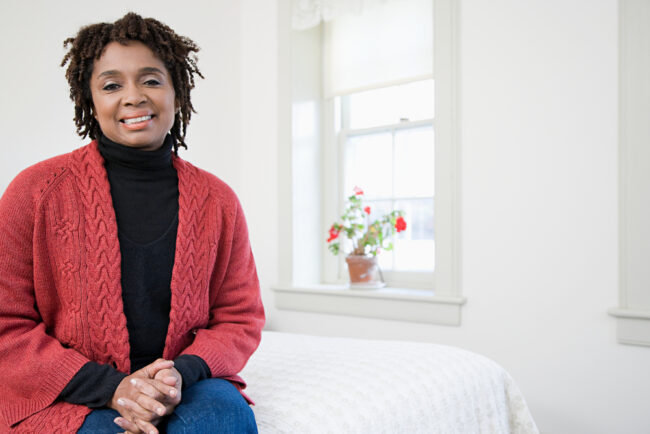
240, 331, 539, 434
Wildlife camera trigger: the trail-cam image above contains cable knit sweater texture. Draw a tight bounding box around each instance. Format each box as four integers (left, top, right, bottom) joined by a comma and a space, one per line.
0, 141, 265, 433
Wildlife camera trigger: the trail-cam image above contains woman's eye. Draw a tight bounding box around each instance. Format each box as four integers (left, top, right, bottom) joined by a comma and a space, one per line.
102, 83, 120, 91
144, 79, 161, 86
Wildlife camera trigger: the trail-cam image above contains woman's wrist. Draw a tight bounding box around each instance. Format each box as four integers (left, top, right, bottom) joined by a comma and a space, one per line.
172, 355, 210, 390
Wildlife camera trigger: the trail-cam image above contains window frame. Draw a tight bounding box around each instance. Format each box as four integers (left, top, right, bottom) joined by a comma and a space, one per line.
325, 91, 436, 288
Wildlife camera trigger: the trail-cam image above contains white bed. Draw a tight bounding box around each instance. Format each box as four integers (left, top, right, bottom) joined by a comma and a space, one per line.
240, 331, 539, 434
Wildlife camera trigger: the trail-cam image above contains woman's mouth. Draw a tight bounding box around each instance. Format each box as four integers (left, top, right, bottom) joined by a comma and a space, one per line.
120, 115, 154, 130
121, 115, 153, 125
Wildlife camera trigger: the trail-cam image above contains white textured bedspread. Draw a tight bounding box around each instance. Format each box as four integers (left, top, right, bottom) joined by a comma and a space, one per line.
240, 331, 538, 434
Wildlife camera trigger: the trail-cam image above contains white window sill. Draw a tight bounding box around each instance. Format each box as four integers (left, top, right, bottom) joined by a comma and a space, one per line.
608, 308, 650, 346
271, 284, 466, 326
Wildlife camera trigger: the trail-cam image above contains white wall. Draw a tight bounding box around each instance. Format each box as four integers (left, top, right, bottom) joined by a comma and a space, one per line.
2, 1, 649, 434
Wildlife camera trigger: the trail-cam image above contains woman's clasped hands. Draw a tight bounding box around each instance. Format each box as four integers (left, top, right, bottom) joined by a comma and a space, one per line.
109, 359, 184, 434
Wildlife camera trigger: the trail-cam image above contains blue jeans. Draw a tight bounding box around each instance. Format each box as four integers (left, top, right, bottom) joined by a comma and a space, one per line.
78, 378, 258, 434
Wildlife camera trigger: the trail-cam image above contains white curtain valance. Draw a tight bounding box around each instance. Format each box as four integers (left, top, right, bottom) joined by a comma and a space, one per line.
292, 0, 403, 30
322, 0, 433, 97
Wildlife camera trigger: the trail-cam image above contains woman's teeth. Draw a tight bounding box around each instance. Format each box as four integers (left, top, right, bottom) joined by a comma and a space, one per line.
123, 115, 152, 125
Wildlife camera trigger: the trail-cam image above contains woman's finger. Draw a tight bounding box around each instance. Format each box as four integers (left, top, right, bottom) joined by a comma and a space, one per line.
132, 377, 178, 400
135, 391, 168, 417
114, 416, 142, 434
131, 378, 164, 401
134, 416, 160, 434
116, 397, 157, 421
158, 373, 179, 388
141, 359, 174, 378
153, 368, 182, 398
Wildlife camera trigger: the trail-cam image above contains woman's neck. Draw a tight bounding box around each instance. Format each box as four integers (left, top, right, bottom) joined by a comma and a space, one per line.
98, 133, 174, 170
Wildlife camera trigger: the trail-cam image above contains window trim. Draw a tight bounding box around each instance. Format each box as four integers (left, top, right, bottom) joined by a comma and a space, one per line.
273, 284, 465, 325
608, 0, 650, 346
275, 0, 462, 324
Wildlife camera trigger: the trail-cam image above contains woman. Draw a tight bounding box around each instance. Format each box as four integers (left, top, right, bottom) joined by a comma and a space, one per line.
0, 12, 264, 434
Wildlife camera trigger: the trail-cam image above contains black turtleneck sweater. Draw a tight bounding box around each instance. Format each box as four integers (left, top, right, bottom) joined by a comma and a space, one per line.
59, 134, 210, 408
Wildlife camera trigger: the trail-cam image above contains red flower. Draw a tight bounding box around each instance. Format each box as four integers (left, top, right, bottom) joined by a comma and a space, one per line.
364, 206, 371, 215
395, 216, 407, 233
353, 186, 364, 195
327, 225, 341, 242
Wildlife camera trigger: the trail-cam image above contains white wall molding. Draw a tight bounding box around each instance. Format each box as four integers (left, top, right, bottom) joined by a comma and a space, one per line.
609, 309, 650, 347
272, 285, 466, 325
277, 0, 294, 288
611, 0, 650, 346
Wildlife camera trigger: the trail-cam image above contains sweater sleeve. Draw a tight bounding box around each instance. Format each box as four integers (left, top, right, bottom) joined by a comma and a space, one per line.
59, 356, 209, 406
59, 362, 127, 408
0, 170, 90, 427
179, 193, 265, 380
173, 355, 211, 390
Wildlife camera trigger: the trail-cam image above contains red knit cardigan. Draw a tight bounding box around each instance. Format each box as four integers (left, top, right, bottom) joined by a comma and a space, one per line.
0, 142, 265, 433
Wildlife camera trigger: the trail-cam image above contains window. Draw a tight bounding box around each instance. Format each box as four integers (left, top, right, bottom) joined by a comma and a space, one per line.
336, 80, 435, 282
274, 0, 463, 325
321, 0, 435, 287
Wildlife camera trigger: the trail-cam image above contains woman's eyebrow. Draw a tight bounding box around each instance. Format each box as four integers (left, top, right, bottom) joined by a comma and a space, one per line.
96, 67, 165, 79
97, 70, 120, 79
140, 67, 165, 75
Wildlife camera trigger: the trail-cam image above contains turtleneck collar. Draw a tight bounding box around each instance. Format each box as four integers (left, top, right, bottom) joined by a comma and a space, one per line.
98, 133, 174, 170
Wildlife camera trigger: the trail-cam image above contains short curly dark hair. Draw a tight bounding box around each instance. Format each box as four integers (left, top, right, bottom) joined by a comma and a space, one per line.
61, 12, 203, 153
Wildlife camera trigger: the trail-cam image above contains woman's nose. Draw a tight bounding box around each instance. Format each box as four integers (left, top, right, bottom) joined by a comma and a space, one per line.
122, 84, 147, 106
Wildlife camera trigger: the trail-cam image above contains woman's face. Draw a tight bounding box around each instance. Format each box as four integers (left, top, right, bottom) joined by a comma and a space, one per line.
90, 41, 177, 151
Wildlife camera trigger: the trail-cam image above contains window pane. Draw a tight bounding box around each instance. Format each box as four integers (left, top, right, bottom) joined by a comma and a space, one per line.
395, 198, 434, 241
348, 79, 434, 130
393, 239, 435, 271
361, 198, 434, 272
377, 247, 394, 271
363, 199, 394, 222
393, 198, 434, 271
394, 126, 434, 198
364, 199, 395, 271
344, 132, 393, 199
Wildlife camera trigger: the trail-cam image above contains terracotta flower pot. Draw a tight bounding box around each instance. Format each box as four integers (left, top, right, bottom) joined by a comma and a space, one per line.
345, 255, 385, 288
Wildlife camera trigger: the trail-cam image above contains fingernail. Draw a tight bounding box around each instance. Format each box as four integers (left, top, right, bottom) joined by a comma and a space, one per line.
130, 378, 137, 386
158, 407, 165, 415
169, 388, 177, 397
117, 398, 125, 406
114, 417, 122, 425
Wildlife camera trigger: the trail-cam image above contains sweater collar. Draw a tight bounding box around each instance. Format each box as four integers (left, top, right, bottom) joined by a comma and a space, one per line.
98, 133, 174, 170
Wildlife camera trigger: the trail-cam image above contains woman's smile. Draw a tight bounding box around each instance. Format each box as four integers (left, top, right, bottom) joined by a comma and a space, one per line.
120, 113, 155, 129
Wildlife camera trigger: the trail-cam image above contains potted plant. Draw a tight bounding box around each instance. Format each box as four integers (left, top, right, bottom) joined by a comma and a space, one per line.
327, 186, 407, 288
